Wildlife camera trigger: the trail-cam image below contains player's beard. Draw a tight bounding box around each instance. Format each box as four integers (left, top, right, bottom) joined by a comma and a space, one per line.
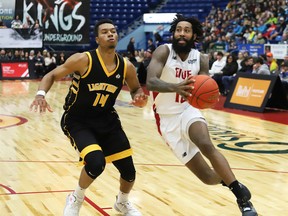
172, 37, 195, 55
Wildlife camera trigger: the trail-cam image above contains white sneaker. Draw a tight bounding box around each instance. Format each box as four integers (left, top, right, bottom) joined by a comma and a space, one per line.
114, 197, 142, 216
63, 193, 84, 216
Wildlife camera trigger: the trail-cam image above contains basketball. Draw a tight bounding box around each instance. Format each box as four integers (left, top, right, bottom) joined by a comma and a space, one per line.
187, 75, 220, 109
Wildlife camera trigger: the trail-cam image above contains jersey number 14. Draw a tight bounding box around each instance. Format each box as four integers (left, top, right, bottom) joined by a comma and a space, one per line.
93, 93, 109, 107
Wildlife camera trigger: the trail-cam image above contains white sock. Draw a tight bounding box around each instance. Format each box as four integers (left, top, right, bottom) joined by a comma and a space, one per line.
73, 185, 86, 200
117, 191, 129, 203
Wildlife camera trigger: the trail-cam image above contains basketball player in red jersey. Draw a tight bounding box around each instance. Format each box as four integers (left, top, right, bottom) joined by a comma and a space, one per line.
30, 19, 146, 216
146, 14, 257, 216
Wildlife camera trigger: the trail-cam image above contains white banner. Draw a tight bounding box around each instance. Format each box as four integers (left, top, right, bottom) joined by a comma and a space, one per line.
264, 44, 288, 59
0, 28, 43, 48
143, 13, 177, 24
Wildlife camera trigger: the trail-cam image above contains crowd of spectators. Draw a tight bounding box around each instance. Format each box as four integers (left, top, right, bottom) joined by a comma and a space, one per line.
199, 0, 288, 98
1, 14, 43, 38
208, 50, 288, 98
124, 36, 156, 85
201, 0, 288, 53
0, 14, 51, 78
0, 48, 68, 78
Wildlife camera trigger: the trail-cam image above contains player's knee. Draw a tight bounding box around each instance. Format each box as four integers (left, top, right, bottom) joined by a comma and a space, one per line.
84, 151, 106, 179
200, 144, 217, 158
121, 168, 136, 182
114, 157, 136, 182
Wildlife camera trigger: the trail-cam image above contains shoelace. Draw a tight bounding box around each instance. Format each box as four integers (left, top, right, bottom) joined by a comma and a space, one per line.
118, 201, 138, 212
70, 194, 83, 205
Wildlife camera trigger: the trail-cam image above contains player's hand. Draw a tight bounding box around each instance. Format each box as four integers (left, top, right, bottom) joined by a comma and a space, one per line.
30, 96, 53, 113
175, 76, 195, 100
130, 94, 148, 108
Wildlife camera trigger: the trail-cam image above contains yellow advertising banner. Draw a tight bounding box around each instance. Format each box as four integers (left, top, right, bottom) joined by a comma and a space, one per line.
230, 78, 271, 107
225, 73, 288, 112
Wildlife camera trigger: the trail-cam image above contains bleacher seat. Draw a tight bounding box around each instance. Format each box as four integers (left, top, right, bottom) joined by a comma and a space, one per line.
149, 0, 161, 7
87, 0, 228, 50
159, 0, 228, 22
89, 0, 149, 36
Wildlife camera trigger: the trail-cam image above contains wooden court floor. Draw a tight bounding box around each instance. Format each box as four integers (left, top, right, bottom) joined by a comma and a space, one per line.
0, 80, 287, 216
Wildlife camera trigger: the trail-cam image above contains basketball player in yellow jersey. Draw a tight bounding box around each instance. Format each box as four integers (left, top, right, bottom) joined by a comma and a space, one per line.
146, 14, 257, 216
30, 19, 147, 216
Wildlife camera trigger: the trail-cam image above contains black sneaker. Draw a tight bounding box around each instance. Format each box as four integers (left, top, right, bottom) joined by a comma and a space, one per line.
237, 200, 258, 216
237, 183, 251, 202
236, 183, 258, 216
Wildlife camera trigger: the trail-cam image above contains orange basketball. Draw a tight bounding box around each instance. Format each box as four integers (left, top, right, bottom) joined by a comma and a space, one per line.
187, 75, 220, 109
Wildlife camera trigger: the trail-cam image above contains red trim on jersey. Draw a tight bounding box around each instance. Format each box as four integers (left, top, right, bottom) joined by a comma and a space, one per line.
151, 90, 162, 135
153, 105, 162, 136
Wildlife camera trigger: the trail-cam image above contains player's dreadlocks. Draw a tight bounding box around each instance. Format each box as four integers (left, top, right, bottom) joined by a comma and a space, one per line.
169, 14, 203, 43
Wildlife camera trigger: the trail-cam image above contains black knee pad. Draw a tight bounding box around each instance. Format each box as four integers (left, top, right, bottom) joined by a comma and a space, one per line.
113, 156, 136, 182
84, 151, 106, 179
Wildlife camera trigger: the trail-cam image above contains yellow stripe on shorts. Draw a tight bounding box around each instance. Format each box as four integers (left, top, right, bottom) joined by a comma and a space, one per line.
105, 148, 133, 163
79, 144, 102, 165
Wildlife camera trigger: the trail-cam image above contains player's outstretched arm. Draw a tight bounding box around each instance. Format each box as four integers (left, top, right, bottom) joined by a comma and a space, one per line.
30, 52, 89, 113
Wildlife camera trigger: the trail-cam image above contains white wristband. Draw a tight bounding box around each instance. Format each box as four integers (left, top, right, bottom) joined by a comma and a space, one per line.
36, 90, 46, 97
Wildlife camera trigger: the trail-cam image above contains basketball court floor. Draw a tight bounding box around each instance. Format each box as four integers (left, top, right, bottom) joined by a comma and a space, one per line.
0, 79, 287, 215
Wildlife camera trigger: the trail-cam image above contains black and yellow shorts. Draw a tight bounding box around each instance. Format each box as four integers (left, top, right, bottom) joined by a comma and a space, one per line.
60, 109, 133, 164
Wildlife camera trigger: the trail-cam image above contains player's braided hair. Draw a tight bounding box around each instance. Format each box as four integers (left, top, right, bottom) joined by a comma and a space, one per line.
169, 14, 203, 43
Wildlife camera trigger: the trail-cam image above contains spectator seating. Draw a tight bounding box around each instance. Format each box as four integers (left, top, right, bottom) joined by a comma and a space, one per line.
89, 0, 157, 48
89, 0, 228, 48
159, 0, 228, 21
90, 0, 150, 30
